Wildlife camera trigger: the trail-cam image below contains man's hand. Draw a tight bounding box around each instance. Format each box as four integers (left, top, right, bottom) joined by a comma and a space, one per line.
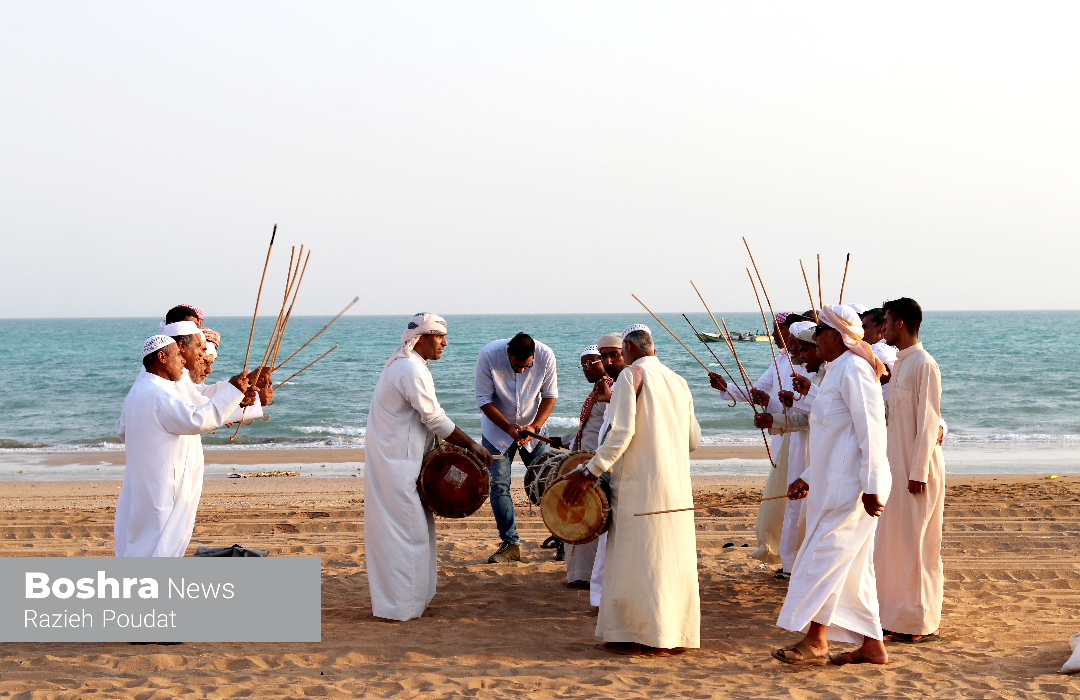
594, 378, 613, 403
469, 441, 493, 467
778, 390, 794, 408
862, 493, 885, 517
937, 426, 944, 446
259, 382, 274, 406
790, 373, 811, 395
709, 372, 728, 392
559, 468, 595, 507
908, 480, 927, 494
787, 478, 809, 500
750, 388, 770, 407
506, 423, 525, 442
754, 413, 774, 430
229, 371, 251, 395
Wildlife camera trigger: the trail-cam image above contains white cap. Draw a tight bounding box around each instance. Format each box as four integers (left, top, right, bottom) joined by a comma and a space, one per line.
789, 321, 817, 344
142, 335, 176, 359
622, 323, 651, 338
847, 303, 870, 315
580, 344, 600, 358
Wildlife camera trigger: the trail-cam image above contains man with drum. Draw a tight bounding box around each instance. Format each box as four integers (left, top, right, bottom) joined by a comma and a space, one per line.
475, 332, 558, 564
365, 313, 492, 621
562, 324, 702, 655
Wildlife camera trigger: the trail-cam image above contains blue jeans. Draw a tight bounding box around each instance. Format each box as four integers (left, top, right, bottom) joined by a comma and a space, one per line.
482, 436, 551, 545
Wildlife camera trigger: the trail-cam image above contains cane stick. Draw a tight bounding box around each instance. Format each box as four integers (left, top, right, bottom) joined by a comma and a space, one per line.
273, 345, 339, 390
747, 270, 789, 436
634, 494, 789, 517
682, 314, 740, 408
742, 238, 797, 404
243, 225, 276, 373
271, 250, 311, 368
689, 281, 754, 392
274, 297, 359, 372
255, 245, 297, 379
817, 254, 823, 311
839, 253, 850, 304
799, 260, 818, 323
719, 316, 774, 466
630, 294, 710, 373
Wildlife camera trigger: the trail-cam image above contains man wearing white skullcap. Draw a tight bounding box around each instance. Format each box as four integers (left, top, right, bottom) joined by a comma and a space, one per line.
561, 323, 703, 654
773, 304, 891, 666
548, 343, 613, 583
365, 313, 492, 621
114, 336, 253, 557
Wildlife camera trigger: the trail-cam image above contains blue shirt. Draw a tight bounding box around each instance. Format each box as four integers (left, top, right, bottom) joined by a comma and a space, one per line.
474, 338, 558, 453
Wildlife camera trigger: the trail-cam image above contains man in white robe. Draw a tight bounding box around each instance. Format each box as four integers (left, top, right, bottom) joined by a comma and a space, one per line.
551, 344, 612, 583
114, 335, 251, 557
365, 314, 492, 621
759, 321, 827, 576
162, 321, 267, 423
588, 332, 627, 607
562, 324, 702, 654
773, 305, 892, 666
875, 297, 946, 643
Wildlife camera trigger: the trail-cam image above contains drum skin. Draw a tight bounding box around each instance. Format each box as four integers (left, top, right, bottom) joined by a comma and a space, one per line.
525, 450, 595, 506
540, 477, 611, 545
417, 444, 490, 519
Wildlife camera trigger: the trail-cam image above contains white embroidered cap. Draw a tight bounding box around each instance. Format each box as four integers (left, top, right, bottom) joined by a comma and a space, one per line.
142, 335, 176, 359
622, 323, 651, 339
580, 344, 600, 358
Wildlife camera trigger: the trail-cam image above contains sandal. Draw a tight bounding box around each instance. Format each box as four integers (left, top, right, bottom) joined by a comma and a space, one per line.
772, 641, 827, 665
829, 649, 876, 665
895, 633, 941, 644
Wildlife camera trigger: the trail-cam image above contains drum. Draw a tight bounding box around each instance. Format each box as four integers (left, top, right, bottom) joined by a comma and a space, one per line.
524, 450, 595, 506
417, 443, 490, 519
540, 474, 611, 545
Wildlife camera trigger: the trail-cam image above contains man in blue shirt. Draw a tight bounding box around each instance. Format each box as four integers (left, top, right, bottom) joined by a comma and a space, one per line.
475, 332, 558, 563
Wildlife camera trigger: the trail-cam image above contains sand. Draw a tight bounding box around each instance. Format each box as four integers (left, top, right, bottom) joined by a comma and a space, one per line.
1, 472, 1079, 698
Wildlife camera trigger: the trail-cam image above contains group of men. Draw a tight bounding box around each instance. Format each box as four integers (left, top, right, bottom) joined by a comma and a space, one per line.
114, 304, 270, 558
364, 297, 945, 664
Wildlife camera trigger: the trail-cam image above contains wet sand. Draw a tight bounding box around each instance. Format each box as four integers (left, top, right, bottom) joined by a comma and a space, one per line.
0, 473, 1079, 698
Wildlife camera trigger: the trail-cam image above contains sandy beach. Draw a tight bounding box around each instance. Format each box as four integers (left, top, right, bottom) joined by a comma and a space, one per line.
0, 472, 1078, 698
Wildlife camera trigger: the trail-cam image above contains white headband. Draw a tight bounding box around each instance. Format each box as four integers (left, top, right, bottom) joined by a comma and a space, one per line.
142, 335, 176, 359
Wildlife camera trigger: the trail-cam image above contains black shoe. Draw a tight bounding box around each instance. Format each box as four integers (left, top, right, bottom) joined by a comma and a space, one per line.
555, 541, 565, 562
541, 536, 559, 550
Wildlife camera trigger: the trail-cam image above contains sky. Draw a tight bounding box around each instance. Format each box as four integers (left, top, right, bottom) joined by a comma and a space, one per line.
1, 2, 1077, 318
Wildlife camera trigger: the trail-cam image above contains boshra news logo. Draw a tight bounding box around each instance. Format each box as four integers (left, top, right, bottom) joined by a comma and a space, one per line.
24, 570, 235, 630
0, 558, 320, 642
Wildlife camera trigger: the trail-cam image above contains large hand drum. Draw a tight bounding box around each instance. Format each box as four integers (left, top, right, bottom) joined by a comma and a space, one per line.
417, 443, 490, 519
541, 474, 611, 545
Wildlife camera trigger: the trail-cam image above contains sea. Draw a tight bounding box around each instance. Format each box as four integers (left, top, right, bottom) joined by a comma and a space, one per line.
1, 312, 1078, 478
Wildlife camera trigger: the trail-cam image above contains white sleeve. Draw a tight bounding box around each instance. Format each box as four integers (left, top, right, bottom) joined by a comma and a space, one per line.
401, 365, 456, 439
157, 384, 246, 435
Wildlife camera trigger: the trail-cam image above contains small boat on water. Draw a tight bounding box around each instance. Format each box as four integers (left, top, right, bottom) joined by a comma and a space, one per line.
697, 331, 770, 343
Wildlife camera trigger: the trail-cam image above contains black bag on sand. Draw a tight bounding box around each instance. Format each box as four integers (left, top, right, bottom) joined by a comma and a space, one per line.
193, 544, 269, 557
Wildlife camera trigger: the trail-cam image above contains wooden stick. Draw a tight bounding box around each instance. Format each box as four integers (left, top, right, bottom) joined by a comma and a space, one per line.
839, 253, 850, 304
264, 246, 305, 374
689, 281, 755, 394
271, 250, 311, 368
799, 260, 819, 323
630, 294, 710, 373
519, 428, 570, 452
747, 269, 789, 439
243, 224, 276, 373
255, 245, 296, 378
635, 494, 789, 516
274, 296, 359, 371
817, 254, 823, 311
719, 316, 774, 466
681, 315, 742, 408
273, 345, 339, 389
742, 238, 797, 410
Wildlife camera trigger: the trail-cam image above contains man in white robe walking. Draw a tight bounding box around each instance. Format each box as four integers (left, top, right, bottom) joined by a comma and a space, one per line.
114, 335, 251, 557
875, 297, 946, 643
562, 324, 702, 654
365, 314, 492, 621
773, 305, 892, 666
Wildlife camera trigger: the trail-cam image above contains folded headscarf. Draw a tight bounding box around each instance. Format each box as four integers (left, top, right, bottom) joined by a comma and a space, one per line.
386, 313, 447, 366
871, 339, 897, 373
819, 304, 888, 380
789, 321, 817, 344
200, 327, 221, 347
847, 303, 869, 315
162, 321, 204, 341
774, 312, 791, 325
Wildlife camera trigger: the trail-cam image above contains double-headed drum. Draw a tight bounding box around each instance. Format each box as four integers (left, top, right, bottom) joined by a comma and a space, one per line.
524, 450, 594, 506
417, 443, 490, 519
540, 465, 611, 545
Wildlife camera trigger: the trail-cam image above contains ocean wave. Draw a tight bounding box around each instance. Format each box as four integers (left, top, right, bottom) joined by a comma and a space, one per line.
945, 433, 1080, 443
545, 417, 580, 429
293, 426, 366, 437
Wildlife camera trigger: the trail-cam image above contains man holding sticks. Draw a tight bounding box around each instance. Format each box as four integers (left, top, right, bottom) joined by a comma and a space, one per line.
365, 313, 492, 621
561, 324, 702, 655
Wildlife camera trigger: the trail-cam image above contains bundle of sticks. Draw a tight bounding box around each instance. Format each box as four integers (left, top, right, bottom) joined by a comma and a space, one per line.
229, 225, 357, 440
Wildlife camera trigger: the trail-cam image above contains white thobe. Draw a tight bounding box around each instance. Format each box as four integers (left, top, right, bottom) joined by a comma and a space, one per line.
590, 402, 614, 606
586, 356, 702, 648
876, 343, 946, 635
365, 351, 456, 621
565, 397, 608, 583
776, 350, 892, 643
114, 372, 243, 557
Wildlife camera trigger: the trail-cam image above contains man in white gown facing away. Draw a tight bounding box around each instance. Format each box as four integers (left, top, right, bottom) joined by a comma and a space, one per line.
773, 305, 892, 666
561, 324, 702, 655
114, 335, 252, 557
365, 313, 492, 621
